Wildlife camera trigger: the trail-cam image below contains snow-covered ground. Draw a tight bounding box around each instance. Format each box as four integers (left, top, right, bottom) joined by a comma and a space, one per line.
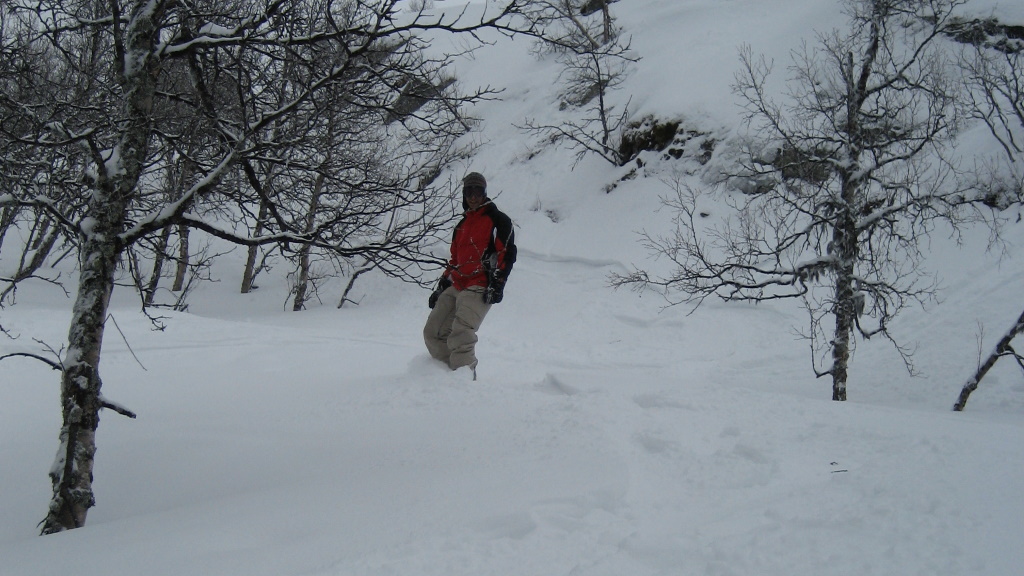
2, 1, 1023, 575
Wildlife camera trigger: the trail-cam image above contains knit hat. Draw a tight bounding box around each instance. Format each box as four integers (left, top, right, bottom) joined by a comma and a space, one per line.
462, 172, 487, 191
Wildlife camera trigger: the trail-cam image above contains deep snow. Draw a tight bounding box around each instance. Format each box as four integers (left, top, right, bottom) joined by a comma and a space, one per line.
2, 1, 1023, 575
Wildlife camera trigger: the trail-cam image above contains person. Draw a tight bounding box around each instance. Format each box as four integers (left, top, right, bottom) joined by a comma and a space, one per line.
423, 172, 516, 379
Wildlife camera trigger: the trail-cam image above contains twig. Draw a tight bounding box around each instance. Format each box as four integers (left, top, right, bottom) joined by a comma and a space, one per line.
105, 314, 147, 371
100, 396, 137, 419
0, 351, 63, 371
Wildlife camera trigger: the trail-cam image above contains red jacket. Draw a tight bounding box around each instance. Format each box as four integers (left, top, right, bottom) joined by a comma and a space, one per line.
447, 200, 516, 291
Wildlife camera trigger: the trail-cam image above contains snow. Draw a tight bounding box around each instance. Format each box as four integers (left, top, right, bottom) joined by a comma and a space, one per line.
2, 1, 1023, 575
197, 23, 237, 37
79, 217, 99, 236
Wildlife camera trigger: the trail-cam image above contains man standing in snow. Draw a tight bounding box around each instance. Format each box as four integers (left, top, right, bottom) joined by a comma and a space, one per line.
423, 172, 516, 379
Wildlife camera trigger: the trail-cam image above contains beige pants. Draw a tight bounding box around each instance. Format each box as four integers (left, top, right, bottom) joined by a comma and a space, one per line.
423, 286, 491, 369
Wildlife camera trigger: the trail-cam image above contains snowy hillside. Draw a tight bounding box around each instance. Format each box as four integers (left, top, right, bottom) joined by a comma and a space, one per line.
2, 1, 1023, 575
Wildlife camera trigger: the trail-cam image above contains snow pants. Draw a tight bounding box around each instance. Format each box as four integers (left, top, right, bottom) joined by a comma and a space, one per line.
423, 286, 491, 370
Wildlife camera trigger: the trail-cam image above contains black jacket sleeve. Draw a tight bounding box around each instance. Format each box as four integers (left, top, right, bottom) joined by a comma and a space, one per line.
488, 205, 516, 280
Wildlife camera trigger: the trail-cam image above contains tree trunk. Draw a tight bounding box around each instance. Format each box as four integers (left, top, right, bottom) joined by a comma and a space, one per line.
600, 2, 613, 44
31, 219, 52, 250
1, 220, 61, 303
292, 247, 312, 311
828, 41, 872, 402
39, 232, 120, 534
241, 199, 269, 293
292, 174, 324, 311
144, 225, 173, 306
0, 206, 18, 254
172, 223, 189, 291
830, 249, 856, 402
830, 158, 861, 401
40, 0, 161, 533
953, 308, 1024, 411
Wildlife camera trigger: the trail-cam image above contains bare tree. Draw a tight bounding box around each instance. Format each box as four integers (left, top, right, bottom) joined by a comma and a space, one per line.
956, 17, 1024, 207
240, 203, 273, 293
0, 10, 85, 304
0, 0, 532, 534
614, 0, 973, 401
518, 0, 638, 166
0, 214, 64, 303
948, 16, 1024, 409
953, 309, 1024, 411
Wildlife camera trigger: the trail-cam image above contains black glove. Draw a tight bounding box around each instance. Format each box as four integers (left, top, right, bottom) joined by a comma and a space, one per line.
484, 276, 505, 304
428, 275, 452, 309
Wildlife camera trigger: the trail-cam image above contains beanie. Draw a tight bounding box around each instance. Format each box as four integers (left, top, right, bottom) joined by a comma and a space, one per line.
462, 172, 487, 191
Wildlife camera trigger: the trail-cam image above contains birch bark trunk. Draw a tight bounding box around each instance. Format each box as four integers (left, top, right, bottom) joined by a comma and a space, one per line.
172, 224, 189, 292
40, 0, 161, 533
292, 174, 325, 311
953, 309, 1024, 411
241, 200, 270, 294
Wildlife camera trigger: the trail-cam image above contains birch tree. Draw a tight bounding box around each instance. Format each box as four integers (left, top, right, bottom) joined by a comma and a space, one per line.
614, 0, 972, 401
957, 17, 1024, 202
518, 0, 637, 166
0, 0, 530, 534
949, 16, 1024, 409
953, 309, 1024, 411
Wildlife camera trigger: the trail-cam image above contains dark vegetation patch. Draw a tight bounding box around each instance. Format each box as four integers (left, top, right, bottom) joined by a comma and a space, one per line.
602, 116, 719, 193
945, 17, 1024, 53
580, 0, 620, 17
387, 76, 457, 123
618, 115, 716, 166
772, 144, 832, 186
